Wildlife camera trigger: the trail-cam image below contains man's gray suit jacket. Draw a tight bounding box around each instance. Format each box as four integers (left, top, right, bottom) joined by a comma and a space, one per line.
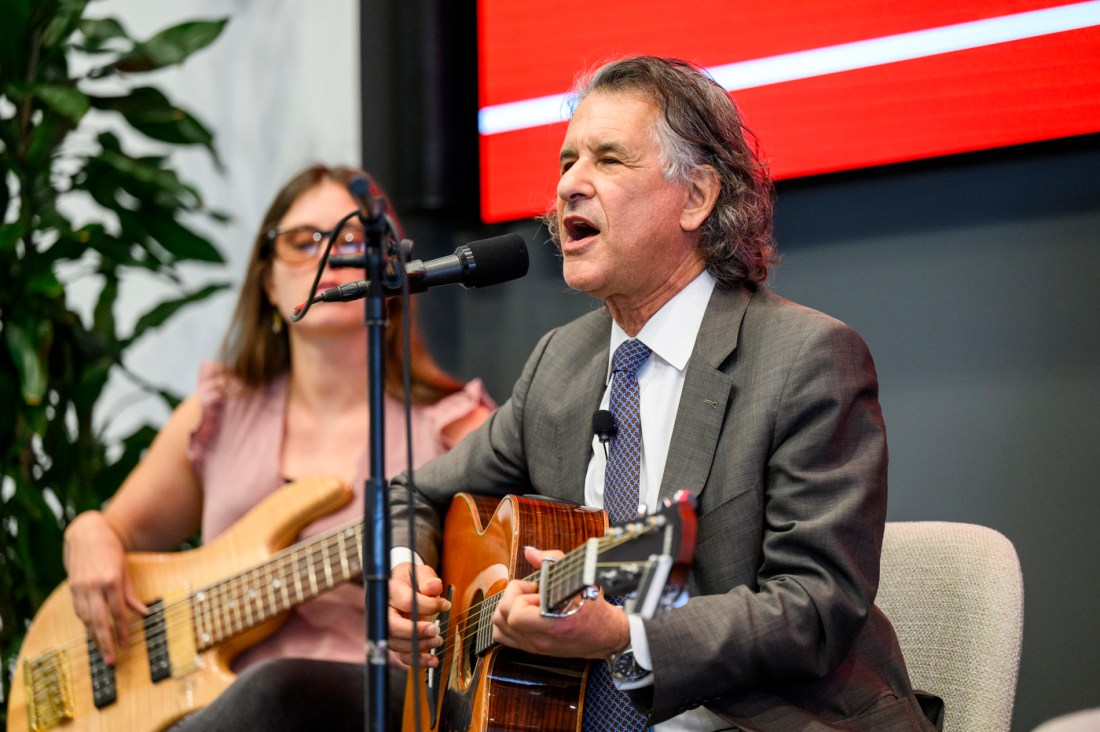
392, 283, 935, 731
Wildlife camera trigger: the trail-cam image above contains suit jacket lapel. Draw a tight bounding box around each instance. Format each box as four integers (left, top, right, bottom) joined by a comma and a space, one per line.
557, 314, 612, 505
658, 285, 752, 504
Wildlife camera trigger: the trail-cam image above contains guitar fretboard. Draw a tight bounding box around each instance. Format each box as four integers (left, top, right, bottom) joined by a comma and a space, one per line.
470, 535, 610, 656
191, 521, 365, 649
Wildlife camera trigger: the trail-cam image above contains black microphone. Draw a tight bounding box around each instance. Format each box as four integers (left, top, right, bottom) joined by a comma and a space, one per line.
593, 409, 616, 458
313, 233, 529, 303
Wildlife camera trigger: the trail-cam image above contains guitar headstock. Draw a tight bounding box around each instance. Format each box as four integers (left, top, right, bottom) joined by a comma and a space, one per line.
539, 491, 697, 619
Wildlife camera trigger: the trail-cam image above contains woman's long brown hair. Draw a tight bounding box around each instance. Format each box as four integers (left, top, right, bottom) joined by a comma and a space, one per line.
218, 164, 464, 405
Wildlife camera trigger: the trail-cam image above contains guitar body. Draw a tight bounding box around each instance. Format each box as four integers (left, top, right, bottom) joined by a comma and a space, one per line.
7, 476, 351, 732
402, 493, 607, 732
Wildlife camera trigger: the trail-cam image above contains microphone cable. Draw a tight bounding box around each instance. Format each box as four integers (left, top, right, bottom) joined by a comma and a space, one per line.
399, 235, 426, 732
289, 209, 361, 323
290, 209, 403, 322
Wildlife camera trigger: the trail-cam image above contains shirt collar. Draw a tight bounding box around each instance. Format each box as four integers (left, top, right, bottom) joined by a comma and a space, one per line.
605, 270, 716, 383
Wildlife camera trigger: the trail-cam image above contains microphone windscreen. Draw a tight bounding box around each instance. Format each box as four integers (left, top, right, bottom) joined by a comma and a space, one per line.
592, 409, 616, 439
466, 233, 529, 287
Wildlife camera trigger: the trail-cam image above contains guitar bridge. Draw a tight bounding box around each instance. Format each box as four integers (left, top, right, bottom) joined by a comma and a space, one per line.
24, 648, 75, 731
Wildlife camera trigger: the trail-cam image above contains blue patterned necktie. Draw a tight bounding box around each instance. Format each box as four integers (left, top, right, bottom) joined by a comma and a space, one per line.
583, 338, 652, 732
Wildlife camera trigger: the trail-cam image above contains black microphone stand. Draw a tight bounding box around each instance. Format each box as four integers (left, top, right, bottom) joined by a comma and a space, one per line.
357, 194, 394, 732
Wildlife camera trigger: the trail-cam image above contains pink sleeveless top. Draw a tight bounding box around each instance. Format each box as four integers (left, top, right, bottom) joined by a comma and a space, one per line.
188, 361, 492, 670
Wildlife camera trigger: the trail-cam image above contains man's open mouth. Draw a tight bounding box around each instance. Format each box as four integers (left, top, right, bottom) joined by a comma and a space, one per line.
563, 215, 600, 242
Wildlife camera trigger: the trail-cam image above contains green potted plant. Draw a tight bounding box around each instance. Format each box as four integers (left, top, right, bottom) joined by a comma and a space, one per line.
0, 1, 230, 720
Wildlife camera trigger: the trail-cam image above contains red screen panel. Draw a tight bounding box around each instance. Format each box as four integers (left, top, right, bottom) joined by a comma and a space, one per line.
478, 0, 1100, 223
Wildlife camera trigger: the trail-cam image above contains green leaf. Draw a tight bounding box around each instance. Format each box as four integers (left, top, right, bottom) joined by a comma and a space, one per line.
41, 0, 86, 48
123, 281, 230, 346
142, 214, 224, 264
92, 269, 118, 336
26, 112, 72, 175
0, 0, 33, 80
0, 359, 18, 447
3, 320, 51, 406
24, 269, 65, 299
112, 19, 228, 74
0, 222, 24, 254
208, 208, 232, 224
89, 86, 217, 157
32, 84, 90, 121
97, 129, 123, 153
112, 207, 171, 271
71, 353, 113, 418
77, 16, 129, 53
97, 146, 198, 205
40, 222, 107, 265
8, 477, 55, 528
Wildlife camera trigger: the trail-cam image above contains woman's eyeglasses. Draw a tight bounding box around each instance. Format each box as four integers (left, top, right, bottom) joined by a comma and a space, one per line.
266, 223, 367, 265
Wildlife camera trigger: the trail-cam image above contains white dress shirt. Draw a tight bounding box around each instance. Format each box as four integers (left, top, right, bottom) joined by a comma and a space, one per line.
583, 271, 729, 731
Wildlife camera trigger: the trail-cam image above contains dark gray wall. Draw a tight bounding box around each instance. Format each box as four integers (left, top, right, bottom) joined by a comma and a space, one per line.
361, 5, 1100, 725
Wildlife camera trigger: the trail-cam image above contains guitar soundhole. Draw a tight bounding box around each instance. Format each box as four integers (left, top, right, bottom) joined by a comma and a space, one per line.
460, 588, 484, 686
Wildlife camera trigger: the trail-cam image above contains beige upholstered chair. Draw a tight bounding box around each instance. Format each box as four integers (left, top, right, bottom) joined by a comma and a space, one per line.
1031, 708, 1100, 731
877, 522, 1024, 732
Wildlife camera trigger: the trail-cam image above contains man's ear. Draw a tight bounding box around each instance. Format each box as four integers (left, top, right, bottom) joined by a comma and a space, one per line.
680, 165, 720, 233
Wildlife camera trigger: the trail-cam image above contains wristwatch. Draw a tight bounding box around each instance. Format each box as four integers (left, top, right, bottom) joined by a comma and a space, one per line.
609, 646, 651, 683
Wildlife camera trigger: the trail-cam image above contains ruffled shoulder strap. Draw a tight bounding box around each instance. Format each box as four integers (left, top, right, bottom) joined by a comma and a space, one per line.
422, 378, 495, 449
187, 361, 237, 478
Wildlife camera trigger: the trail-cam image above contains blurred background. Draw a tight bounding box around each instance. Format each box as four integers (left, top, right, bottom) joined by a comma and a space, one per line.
44, 1, 1100, 729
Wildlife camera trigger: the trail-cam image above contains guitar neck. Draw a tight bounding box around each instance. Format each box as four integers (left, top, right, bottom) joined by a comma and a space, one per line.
191, 520, 364, 650
471, 538, 602, 656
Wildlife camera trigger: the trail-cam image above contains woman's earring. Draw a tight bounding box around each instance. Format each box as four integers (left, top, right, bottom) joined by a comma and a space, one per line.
271, 310, 284, 334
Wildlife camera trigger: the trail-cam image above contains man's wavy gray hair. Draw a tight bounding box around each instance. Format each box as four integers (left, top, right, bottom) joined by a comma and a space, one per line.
545, 56, 778, 287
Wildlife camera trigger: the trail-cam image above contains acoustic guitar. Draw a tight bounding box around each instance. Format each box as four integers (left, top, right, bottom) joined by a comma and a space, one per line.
402, 491, 697, 732
7, 476, 358, 732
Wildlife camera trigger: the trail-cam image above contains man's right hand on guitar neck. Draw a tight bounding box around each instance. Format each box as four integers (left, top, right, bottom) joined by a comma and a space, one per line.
388, 562, 451, 668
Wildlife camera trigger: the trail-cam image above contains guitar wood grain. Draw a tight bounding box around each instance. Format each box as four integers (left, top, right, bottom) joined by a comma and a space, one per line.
402, 493, 607, 732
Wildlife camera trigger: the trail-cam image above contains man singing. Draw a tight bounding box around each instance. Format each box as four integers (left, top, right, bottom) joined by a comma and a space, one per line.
390, 55, 937, 731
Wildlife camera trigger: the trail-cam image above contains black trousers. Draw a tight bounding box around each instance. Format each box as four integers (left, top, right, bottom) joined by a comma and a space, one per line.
171, 659, 406, 731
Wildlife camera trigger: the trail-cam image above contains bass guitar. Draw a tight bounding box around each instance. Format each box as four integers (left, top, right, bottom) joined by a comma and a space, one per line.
7, 476, 360, 732
402, 491, 697, 732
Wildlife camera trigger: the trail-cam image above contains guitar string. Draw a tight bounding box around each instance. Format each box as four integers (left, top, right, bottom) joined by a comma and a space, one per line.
146, 524, 364, 648
28, 528, 628, 684
25, 551, 644, 716
27, 545, 356, 695
425, 532, 645, 661
30, 532, 624, 688
421, 533, 602, 648
27, 520, 365, 676
23, 554, 630, 712
27, 522, 649, 702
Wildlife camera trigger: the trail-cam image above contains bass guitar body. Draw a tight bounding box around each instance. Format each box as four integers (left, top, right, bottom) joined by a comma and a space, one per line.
7, 477, 351, 732
402, 493, 607, 732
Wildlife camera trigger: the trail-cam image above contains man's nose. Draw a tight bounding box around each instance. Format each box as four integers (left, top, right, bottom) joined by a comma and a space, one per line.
557, 160, 593, 201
